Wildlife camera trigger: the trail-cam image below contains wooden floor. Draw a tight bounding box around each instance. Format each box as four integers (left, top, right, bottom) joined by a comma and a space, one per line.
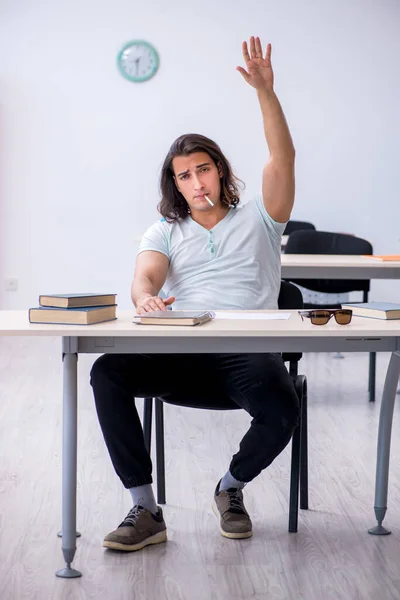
1, 337, 400, 600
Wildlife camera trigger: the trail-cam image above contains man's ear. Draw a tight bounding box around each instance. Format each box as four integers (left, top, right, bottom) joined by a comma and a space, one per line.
173, 175, 180, 191
217, 162, 223, 178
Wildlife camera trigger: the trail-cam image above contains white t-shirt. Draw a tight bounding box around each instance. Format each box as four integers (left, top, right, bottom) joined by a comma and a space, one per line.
137, 195, 286, 310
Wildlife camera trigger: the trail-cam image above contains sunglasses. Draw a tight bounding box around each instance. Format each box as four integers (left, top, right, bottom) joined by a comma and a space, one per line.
298, 309, 353, 326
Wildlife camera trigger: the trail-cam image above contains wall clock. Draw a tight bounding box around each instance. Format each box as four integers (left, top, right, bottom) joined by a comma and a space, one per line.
117, 40, 159, 83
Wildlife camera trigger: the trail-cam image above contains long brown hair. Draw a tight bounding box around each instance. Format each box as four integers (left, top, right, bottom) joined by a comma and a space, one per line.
158, 133, 244, 222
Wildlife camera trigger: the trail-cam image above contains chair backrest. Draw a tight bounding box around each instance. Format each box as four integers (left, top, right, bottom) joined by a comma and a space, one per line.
278, 281, 303, 365
284, 220, 316, 236
278, 280, 303, 310
284, 230, 373, 294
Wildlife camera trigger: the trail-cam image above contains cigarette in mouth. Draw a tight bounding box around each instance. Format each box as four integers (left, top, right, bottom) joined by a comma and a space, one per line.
204, 195, 214, 207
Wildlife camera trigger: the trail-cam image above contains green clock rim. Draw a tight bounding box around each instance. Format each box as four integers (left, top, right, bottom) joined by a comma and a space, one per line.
117, 40, 159, 83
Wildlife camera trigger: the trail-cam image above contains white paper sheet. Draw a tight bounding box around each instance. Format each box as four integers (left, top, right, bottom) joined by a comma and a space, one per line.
212, 312, 291, 320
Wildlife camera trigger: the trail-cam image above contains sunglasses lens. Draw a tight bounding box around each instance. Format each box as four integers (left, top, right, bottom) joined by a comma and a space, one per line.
310, 311, 330, 325
335, 310, 352, 325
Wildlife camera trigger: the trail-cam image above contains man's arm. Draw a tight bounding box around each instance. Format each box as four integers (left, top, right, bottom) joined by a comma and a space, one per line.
237, 37, 295, 223
131, 251, 175, 313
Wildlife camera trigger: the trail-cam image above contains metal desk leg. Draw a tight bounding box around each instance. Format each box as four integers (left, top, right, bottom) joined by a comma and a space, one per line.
56, 337, 81, 578
369, 351, 400, 536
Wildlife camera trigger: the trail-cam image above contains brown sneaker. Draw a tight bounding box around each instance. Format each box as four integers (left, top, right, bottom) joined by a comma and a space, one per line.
212, 482, 252, 539
103, 505, 167, 551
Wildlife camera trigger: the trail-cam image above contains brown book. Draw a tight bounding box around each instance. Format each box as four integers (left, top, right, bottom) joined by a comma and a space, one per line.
133, 310, 214, 326
29, 305, 117, 325
39, 293, 117, 308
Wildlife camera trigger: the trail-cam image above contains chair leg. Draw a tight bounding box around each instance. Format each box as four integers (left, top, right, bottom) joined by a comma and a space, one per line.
155, 398, 166, 505
289, 361, 298, 379
289, 373, 306, 532
299, 379, 309, 510
143, 397, 153, 454
364, 291, 376, 402
288, 398, 301, 533
368, 353, 376, 402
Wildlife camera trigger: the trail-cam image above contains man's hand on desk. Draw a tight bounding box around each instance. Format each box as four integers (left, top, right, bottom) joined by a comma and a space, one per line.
135, 295, 176, 314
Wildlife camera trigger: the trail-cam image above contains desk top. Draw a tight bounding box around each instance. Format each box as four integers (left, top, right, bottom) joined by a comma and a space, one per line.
1, 310, 400, 339
281, 254, 400, 268
281, 254, 400, 279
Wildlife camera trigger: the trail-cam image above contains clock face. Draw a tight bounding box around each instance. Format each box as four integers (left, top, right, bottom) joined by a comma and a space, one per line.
117, 40, 159, 83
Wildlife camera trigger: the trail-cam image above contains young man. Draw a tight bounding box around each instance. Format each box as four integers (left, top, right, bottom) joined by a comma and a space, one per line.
90, 36, 298, 551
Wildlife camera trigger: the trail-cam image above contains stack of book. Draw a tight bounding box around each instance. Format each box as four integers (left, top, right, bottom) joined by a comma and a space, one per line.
29, 293, 117, 325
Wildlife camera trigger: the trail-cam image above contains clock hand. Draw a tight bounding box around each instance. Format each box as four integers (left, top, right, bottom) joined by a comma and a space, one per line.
134, 57, 140, 76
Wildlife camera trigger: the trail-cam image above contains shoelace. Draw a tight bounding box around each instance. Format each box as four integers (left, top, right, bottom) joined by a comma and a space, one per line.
119, 505, 145, 528
225, 490, 246, 514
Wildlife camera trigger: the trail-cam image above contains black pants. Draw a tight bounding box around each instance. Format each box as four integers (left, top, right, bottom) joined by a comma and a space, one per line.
90, 353, 300, 489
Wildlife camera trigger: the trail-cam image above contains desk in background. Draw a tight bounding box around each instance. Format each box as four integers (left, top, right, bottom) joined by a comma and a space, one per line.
281, 253, 400, 319
281, 254, 400, 280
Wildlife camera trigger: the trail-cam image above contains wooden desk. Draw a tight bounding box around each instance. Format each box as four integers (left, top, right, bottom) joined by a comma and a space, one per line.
0, 310, 399, 578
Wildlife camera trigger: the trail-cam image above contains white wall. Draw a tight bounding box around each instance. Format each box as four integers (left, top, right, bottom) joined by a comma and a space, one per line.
1, 0, 399, 309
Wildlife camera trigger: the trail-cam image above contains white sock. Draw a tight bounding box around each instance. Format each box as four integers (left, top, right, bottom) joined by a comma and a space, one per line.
129, 484, 158, 514
219, 470, 246, 492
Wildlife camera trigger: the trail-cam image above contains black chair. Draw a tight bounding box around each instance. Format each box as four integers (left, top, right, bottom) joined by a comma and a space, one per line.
285, 229, 376, 401
142, 281, 309, 533
283, 220, 316, 236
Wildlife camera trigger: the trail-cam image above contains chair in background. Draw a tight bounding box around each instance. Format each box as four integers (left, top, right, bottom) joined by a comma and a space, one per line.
142, 281, 309, 534
283, 220, 316, 236
284, 229, 375, 402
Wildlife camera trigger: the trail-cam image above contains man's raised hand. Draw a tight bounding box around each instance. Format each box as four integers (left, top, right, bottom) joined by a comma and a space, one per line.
237, 36, 274, 91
